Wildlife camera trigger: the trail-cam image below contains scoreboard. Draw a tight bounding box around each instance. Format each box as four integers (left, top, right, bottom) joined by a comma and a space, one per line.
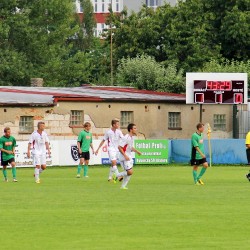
186, 73, 248, 104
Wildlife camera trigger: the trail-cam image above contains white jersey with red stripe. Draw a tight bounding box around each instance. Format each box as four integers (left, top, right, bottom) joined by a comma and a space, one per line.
29, 130, 49, 155
119, 134, 134, 161
103, 128, 123, 152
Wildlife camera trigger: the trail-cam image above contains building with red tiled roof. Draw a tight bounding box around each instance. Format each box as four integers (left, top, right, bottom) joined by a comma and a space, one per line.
0, 85, 234, 140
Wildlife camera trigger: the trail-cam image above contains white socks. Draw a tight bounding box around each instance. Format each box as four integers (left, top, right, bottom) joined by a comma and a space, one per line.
108, 165, 119, 179
121, 175, 131, 188
34, 168, 40, 181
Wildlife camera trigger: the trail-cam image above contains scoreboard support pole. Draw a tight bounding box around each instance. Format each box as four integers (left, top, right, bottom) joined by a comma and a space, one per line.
199, 104, 203, 122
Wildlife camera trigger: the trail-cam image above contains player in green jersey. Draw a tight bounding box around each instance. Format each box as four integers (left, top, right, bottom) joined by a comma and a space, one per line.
0, 127, 17, 182
190, 123, 208, 185
76, 122, 95, 178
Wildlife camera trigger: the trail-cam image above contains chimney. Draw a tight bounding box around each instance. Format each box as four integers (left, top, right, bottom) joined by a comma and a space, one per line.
31, 78, 44, 87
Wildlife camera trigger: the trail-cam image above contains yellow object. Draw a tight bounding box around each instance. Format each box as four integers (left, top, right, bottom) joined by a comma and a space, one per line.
207, 123, 212, 167
245, 132, 250, 145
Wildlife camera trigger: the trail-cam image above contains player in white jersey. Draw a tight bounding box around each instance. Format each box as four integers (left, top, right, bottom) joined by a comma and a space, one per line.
95, 119, 123, 182
113, 123, 141, 189
27, 121, 51, 184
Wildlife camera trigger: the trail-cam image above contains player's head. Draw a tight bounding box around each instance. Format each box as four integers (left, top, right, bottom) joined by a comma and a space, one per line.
83, 122, 91, 131
37, 121, 45, 131
196, 122, 204, 132
111, 119, 120, 129
4, 127, 11, 137
127, 123, 137, 135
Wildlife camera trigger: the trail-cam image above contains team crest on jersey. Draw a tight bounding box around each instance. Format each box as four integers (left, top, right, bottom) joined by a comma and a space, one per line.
5, 141, 12, 146
71, 146, 79, 161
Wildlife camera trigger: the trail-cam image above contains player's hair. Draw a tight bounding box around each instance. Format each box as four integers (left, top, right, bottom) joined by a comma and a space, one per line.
127, 123, 136, 132
37, 121, 45, 128
83, 122, 91, 128
4, 127, 10, 133
111, 119, 119, 126
196, 122, 204, 130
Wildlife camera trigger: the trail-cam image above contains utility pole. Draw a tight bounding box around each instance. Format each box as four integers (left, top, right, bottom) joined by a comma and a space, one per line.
110, 0, 113, 85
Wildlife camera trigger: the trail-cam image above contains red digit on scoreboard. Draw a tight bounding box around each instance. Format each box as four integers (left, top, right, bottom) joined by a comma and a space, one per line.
219, 81, 224, 90
225, 81, 231, 90
207, 81, 212, 90
213, 81, 218, 90
234, 93, 243, 103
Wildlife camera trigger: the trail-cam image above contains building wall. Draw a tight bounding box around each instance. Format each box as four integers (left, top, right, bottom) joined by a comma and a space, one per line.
75, 0, 178, 36
0, 101, 234, 141
123, 0, 178, 13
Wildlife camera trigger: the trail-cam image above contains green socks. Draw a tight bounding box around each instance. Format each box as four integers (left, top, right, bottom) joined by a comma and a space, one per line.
192, 170, 198, 183
83, 165, 88, 177
3, 169, 7, 178
78, 165, 88, 177
77, 165, 82, 175
12, 167, 17, 178
198, 167, 207, 180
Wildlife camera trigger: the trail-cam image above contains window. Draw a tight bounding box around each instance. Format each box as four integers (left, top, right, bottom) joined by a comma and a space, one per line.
102, 0, 105, 12
146, 0, 159, 7
168, 112, 181, 129
95, 0, 98, 12
214, 114, 226, 131
19, 116, 33, 133
116, 0, 119, 11
70, 110, 83, 126
120, 111, 134, 127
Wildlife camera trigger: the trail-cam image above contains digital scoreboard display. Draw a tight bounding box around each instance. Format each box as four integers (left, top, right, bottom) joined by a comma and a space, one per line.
193, 80, 245, 104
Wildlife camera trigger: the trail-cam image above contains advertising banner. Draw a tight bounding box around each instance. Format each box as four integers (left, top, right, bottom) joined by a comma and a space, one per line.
134, 139, 169, 164
4, 139, 169, 168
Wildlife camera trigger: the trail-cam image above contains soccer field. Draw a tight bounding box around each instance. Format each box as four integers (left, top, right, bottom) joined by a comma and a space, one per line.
1, 166, 250, 250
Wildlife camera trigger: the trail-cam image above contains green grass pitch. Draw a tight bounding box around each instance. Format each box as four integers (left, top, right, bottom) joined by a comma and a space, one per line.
1, 165, 250, 250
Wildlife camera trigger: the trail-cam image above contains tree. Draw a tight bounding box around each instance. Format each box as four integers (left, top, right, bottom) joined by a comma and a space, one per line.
201, 58, 250, 86
0, 0, 93, 86
160, 0, 221, 72
74, 0, 96, 52
109, 6, 162, 69
200, 0, 250, 60
116, 54, 185, 93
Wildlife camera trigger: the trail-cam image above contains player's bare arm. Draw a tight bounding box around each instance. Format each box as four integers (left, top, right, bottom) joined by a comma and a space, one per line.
0, 148, 13, 155
77, 141, 82, 154
27, 143, 31, 158
195, 146, 205, 158
95, 139, 105, 155
45, 142, 51, 157
90, 143, 95, 154
132, 147, 142, 156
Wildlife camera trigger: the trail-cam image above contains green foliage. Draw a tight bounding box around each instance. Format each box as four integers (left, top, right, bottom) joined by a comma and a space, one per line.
75, 0, 96, 51
0, 49, 31, 86
202, 0, 250, 60
1, 0, 250, 90
109, 0, 250, 87
110, 6, 163, 68
0, 0, 93, 86
201, 58, 250, 85
116, 54, 185, 93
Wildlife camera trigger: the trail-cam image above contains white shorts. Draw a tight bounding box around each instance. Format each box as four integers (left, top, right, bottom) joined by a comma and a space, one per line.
108, 150, 119, 161
33, 154, 47, 166
120, 159, 133, 171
